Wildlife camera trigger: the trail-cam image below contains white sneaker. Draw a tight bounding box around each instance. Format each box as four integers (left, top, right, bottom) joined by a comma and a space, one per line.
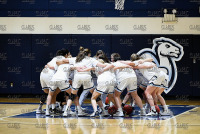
140, 109, 146, 116
81, 107, 87, 111
113, 111, 124, 117
90, 111, 99, 117
98, 107, 103, 114
146, 110, 157, 116
63, 110, 70, 117
101, 110, 109, 117
160, 110, 171, 116
36, 108, 45, 114
69, 110, 76, 116
78, 110, 88, 117
45, 110, 50, 116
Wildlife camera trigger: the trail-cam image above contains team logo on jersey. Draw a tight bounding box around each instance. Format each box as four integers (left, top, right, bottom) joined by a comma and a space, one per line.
137, 37, 184, 93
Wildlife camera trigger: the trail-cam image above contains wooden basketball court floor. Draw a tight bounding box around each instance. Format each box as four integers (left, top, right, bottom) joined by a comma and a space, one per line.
0, 98, 200, 134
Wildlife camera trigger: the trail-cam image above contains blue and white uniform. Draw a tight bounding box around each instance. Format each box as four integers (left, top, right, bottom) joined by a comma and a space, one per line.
95, 65, 116, 94
72, 56, 99, 90
139, 62, 168, 88
134, 69, 148, 88
50, 62, 72, 92
40, 56, 63, 91
112, 62, 137, 92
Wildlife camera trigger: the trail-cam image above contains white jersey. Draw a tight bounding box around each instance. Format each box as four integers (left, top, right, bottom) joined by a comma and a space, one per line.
40, 56, 64, 89
112, 61, 136, 82
68, 57, 76, 65
95, 65, 116, 86
139, 62, 159, 81
51, 64, 72, 81
74, 56, 99, 75
48, 56, 65, 71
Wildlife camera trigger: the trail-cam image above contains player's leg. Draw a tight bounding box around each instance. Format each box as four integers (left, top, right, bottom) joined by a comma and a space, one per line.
108, 93, 116, 106
144, 85, 157, 115
157, 87, 170, 115
51, 87, 60, 111
113, 89, 124, 117
36, 89, 48, 114
90, 91, 101, 117
121, 92, 131, 107
46, 88, 56, 116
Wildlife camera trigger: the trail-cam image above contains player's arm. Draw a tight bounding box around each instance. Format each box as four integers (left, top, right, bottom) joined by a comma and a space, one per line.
137, 58, 153, 64
56, 58, 69, 66
103, 64, 114, 72
97, 64, 114, 75
133, 62, 156, 69
45, 63, 55, 70
76, 67, 95, 72
119, 60, 139, 66
113, 64, 132, 71
96, 62, 107, 68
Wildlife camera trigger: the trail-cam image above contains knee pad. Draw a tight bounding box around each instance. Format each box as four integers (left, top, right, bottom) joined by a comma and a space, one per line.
40, 94, 47, 104
96, 96, 101, 102
69, 93, 77, 101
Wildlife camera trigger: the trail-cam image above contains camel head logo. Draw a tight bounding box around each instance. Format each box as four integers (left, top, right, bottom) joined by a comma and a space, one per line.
137, 37, 184, 94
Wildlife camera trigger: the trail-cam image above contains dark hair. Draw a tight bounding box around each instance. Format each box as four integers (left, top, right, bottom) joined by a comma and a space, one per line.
98, 54, 110, 63
130, 53, 142, 61
95, 50, 104, 57
111, 53, 121, 62
56, 48, 70, 56
76, 47, 91, 62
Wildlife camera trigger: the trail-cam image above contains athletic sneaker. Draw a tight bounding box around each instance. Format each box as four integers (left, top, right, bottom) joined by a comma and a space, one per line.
51, 108, 62, 116
63, 109, 70, 117
69, 110, 76, 116
101, 110, 109, 117
36, 108, 45, 114
77, 110, 88, 117
113, 111, 124, 117
146, 110, 157, 116
140, 108, 146, 116
90, 111, 99, 117
98, 107, 103, 114
63, 108, 75, 117
160, 110, 171, 116
75, 107, 87, 112
45, 110, 50, 116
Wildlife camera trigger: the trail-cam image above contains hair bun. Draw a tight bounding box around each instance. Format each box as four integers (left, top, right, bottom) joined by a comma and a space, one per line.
79, 46, 84, 51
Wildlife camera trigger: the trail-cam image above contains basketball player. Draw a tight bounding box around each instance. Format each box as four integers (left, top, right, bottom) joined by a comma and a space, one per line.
110, 53, 146, 117
79, 54, 116, 117
37, 49, 68, 116
124, 53, 169, 116
60, 47, 109, 117
48, 49, 74, 116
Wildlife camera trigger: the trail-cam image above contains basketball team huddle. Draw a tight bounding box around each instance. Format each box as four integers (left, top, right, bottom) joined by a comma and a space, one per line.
36, 46, 171, 117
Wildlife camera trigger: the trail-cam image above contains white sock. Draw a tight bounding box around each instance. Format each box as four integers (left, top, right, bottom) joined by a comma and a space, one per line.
46, 105, 49, 112
52, 104, 56, 109
79, 90, 90, 106
77, 105, 82, 111
110, 102, 114, 106
151, 106, 156, 112
163, 105, 168, 111
101, 94, 107, 105
118, 108, 123, 112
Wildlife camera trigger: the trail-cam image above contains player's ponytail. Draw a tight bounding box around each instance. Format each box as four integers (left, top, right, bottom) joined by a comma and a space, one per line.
130, 53, 142, 61
76, 48, 91, 62
111, 53, 121, 62
98, 54, 110, 63
79, 46, 84, 52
